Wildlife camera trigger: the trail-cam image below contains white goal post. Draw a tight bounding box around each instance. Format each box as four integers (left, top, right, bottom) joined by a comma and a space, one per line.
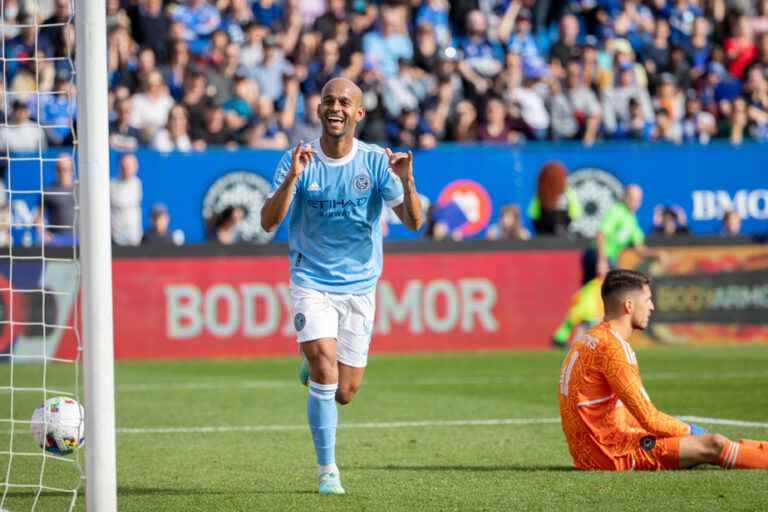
75, 0, 118, 509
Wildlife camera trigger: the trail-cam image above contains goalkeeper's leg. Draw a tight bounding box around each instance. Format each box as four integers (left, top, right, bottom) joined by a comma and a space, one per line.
679, 434, 768, 469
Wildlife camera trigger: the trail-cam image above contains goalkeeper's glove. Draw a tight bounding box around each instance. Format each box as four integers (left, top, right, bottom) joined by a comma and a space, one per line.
688, 423, 708, 435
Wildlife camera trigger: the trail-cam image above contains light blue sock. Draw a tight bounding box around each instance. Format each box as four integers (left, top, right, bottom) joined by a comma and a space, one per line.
307, 380, 338, 467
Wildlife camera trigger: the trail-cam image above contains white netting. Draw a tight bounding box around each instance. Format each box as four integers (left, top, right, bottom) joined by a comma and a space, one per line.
0, 0, 83, 509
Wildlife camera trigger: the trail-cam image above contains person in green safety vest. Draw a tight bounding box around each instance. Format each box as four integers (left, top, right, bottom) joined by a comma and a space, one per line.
596, 183, 654, 265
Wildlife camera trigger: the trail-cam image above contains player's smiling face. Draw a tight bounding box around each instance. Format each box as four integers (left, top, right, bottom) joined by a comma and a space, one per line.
630, 285, 654, 330
318, 82, 364, 138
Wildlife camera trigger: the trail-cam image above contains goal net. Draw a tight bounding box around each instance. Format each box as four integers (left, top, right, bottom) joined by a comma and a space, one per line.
0, 0, 115, 508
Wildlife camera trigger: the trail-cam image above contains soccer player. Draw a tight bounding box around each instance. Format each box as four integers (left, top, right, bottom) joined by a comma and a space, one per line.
559, 269, 768, 471
260, 77, 423, 494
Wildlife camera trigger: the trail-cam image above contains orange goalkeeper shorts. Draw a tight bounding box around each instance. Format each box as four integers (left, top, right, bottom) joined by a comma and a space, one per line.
631, 437, 681, 471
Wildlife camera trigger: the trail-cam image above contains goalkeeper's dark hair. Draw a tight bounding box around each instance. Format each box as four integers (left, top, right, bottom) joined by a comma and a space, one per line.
601, 269, 651, 308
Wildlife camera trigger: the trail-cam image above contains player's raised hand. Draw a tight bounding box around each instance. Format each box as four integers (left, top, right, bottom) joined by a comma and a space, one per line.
384, 148, 413, 181
290, 141, 314, 178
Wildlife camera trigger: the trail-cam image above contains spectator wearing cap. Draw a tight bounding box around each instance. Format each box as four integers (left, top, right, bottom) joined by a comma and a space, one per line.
602, 61, 654, 138
344, 1, 372, 64
362, 3, 413, 78
128, 0, 170, 62
152, 104, 194, 152
549, 14, 581, 67
0, 101, 47, 153
110, 98, 143, 152
170, 0, 221, 54
550, 59, 602, 146
142, 204, 177, 245
129, 70, 175, 141
110, 153, 143, 246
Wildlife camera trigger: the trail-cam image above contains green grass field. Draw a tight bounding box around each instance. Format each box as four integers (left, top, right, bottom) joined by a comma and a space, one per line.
1, 345, 767, 511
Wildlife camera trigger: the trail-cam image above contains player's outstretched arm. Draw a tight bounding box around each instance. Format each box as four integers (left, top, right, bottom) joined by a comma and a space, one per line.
604, 353, 690, 438
261, 143, 313, 232
386, 148, 423, 231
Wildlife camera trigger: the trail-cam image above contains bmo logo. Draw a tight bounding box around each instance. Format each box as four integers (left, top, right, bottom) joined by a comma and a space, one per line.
692, 189, 768, 220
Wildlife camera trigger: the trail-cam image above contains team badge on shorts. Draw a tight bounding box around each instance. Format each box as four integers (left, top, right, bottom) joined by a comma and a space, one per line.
353, 174, 370, 193
640, 436, 656, 451
294, 313, 306, 332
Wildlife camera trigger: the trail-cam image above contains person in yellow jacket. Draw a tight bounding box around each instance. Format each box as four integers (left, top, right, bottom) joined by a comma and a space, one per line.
552, 257, 609, 348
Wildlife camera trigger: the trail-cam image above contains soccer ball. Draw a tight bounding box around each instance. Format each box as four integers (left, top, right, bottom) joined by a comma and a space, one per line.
30, 397, 85, 455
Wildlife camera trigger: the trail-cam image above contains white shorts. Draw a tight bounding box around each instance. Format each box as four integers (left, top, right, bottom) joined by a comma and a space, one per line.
289, 283, 375, 368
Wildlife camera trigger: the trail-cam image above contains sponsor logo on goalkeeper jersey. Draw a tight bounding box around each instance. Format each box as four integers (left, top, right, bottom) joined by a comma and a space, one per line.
202, 171, 275, 243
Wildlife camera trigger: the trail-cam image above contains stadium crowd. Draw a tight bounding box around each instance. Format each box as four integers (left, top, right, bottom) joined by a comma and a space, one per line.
2, 0, 768, 152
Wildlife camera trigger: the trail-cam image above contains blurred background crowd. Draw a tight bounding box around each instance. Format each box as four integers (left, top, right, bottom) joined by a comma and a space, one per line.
2, 0, 768, 153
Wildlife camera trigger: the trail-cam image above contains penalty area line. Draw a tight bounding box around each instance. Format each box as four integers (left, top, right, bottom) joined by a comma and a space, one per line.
115, 415, 768, 435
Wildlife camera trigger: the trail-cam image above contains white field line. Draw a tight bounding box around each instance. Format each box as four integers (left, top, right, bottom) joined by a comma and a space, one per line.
113, 371, 768, 393
114, 416, 768, 435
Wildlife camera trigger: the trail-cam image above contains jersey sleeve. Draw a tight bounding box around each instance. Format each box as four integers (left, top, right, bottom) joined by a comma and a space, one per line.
268, 150, 298, 199
602, 343, 690, 438
375, 153, 404, 208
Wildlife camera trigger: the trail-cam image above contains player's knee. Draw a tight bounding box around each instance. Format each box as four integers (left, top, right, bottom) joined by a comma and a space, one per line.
335, 384, 359, 405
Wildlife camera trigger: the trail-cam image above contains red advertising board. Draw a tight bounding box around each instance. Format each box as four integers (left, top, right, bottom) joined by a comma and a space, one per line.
108, 250, 582, 360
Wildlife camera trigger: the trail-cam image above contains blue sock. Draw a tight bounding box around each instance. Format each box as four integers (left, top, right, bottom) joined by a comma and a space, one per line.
307, 380, 338, 467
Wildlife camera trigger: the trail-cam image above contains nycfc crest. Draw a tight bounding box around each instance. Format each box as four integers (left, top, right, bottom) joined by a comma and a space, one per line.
567, 168, 625, 238
353, 173, 370, 193
202, 171, 275, 244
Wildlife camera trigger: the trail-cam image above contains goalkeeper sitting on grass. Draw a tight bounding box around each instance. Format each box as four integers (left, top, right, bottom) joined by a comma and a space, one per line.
559, 269, 768, 470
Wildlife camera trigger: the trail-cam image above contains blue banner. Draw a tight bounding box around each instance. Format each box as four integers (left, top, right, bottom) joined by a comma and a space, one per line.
7, 142, 768, 244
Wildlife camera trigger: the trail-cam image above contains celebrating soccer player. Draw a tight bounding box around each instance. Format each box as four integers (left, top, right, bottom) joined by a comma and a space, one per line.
261, 78, 423, 495
559, 269, 768, 471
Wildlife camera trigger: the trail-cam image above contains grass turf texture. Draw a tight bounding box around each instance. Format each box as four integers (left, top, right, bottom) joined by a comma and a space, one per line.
0, 345, 767, 511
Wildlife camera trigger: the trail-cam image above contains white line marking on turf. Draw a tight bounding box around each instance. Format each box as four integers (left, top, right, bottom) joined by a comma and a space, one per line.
115, 416, 768, 435
678, 416, 768, 429
114, 371, 768, 393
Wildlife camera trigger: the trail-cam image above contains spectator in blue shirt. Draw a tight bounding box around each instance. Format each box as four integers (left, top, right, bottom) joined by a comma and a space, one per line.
170, 0, 221, 54
362, 3, 413, 77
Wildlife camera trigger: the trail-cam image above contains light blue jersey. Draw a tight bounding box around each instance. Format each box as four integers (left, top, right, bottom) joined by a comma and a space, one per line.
270, 138, 404, 294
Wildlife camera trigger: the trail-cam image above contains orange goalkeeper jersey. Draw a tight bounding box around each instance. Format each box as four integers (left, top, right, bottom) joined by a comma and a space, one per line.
558, 322, 690, 470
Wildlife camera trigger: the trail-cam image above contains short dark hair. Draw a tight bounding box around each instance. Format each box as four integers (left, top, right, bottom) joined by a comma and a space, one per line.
601, 269, 650, 307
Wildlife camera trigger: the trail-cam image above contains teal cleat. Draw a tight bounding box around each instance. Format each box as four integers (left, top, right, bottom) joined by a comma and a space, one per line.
318, 472, 345, 496
298, 356, 309, 387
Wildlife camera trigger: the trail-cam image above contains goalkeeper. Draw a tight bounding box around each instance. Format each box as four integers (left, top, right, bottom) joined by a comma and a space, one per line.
559, 269, 768, 470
